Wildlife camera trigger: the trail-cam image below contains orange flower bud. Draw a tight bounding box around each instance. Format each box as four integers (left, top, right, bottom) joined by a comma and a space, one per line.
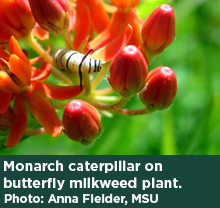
141, 4, 175, 55
139, 66, 177, 111
28, 0, 70, 33
107, 45, 148, 97
0, 0, 35, 41
110, 0, 140, 13
62, 100, 102, 145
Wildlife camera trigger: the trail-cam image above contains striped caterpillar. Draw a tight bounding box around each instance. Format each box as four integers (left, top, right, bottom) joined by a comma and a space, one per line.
53, 49, 102, 89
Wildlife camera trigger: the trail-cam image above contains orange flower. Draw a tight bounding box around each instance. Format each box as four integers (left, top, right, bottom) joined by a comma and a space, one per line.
0, 0, 35, 42
88, 1, 147, 63
0, 36, 83, 147
73, 0, 110, 50
110, 0, 139, 13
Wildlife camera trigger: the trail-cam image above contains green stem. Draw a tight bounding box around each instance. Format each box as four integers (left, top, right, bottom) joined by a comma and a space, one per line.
23, 33, 73, 85
93, 95, 120, 102
25, 128, 47, 136
94, 87, 114, 96
91, 61, 110, 90
83, 74, 91, 96
52, 102, 67, 109
23, 33, 53, 64
89, 96, 131, 111
146, 52, 155, 63
60, 30, 74, 50
111, 107, 150, 115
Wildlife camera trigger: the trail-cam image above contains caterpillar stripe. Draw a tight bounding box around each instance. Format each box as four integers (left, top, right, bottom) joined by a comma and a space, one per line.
53, 49, 102, 89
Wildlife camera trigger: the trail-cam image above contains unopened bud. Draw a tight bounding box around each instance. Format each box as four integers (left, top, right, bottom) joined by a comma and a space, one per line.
141, 4, 175, 55
107, 45, 148, 97
62, 100, 102, 145
28, 0, 70, 34
139, 66, 177, 111
0, 0, 35, 41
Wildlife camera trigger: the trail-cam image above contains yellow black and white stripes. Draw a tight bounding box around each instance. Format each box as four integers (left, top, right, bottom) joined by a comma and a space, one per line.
53, 49, 102, 89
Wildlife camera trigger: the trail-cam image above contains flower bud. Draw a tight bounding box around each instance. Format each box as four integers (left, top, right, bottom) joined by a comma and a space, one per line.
62, 100, 102, 145
28, 0, 70, 34
110, 0, 140, 13
0, 0, 35, 41
141, 4, 175, 55
107, 45, 148, 97
139, 66, 177, 111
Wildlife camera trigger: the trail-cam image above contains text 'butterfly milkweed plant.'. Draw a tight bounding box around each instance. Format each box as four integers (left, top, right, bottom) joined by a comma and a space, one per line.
0, 0, 177, 148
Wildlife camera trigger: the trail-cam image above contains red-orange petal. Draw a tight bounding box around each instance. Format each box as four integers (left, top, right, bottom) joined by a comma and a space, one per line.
29, 46, 51, 65
0, 21, 22, 42
8, 36, 30, 65
88, 10, 123, 50
91, 24, 133, 62
31, 61, 51, 81
9, 54, 31, 86
1, 0, 23, 29
73, 0, 91, 50
0, 90, 11, 114
0, 71, 21, 93
31, 82, 83, 100
110, 0, 140, 13
21, 88, 62, 136
103, 2, 117, 13
86, 0, 110, 33
32, 23, 49, 40
5, 95, 28, 148
14, 0, 35, 30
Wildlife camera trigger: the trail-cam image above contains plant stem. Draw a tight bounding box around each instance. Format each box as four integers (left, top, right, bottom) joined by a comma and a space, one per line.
89, 96, 131, 110
94, 87, 114, 96
52, 102, 67, 109
93, 95, 120, 102
23, 33, 73, 85
91, 61, 110, 90
82, 74, 91, 96
60, 30, 74, 50
146, 52, 155, 63
23, 33, 53, 64
111, 107, 150, 115
25, 128, 47, 136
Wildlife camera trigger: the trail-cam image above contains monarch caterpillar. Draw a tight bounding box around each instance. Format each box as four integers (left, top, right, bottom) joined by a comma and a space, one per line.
53, 49, 102, 90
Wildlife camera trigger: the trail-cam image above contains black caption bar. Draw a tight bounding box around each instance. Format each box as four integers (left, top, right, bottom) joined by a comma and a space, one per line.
0, 156, 219, 208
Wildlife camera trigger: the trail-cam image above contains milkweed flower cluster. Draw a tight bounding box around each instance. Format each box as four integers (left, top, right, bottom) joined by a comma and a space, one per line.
0, 0, 177, 148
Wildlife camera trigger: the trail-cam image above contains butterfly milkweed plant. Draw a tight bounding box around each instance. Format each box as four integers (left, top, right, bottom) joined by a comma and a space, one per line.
0, 0, 177, 150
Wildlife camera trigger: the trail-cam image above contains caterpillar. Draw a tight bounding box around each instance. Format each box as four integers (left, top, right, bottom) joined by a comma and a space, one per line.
53, 49, 102, 90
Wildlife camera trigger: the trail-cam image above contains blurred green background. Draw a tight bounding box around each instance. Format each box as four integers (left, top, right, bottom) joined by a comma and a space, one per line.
1, 0, 220, 155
